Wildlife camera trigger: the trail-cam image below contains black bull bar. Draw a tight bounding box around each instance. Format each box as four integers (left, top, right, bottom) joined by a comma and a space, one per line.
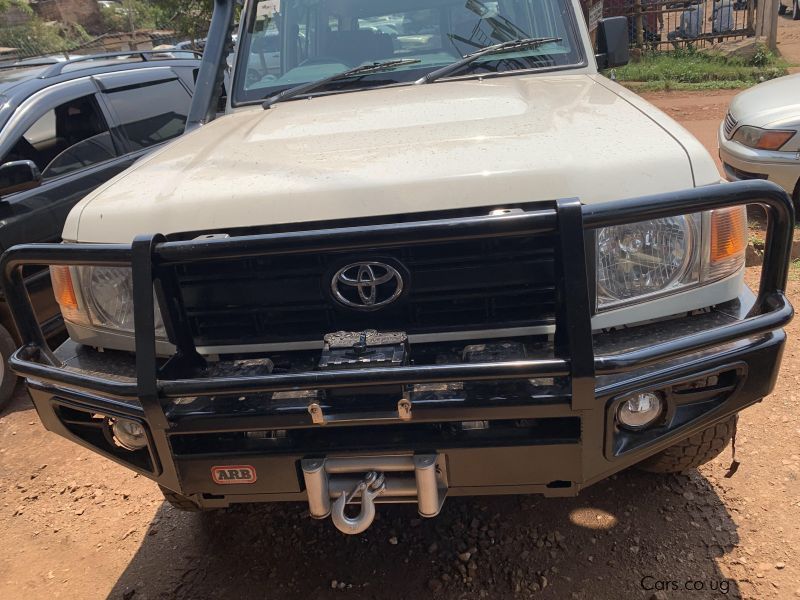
0, 180, 795, 484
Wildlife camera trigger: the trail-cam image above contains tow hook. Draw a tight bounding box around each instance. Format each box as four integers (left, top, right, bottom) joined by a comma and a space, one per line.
330, 471, 386, 534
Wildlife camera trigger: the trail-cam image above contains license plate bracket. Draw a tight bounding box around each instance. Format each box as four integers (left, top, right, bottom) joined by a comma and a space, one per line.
318, 330, 409, 399
318, 329, 408, 369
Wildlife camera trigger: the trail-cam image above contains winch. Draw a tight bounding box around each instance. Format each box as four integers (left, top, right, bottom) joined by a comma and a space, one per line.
301, 454, 447, 534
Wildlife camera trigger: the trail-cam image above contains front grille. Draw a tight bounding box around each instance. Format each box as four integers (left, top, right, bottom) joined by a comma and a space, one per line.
724, 112, 738, 139
175, 234, 557, 348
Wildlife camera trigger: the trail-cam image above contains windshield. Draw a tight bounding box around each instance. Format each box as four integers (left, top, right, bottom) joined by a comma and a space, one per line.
234, 0, 583, 104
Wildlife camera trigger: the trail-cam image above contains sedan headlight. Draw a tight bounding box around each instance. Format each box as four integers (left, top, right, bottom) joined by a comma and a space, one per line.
732, 126, 795, 150
51, 265, 165, 337
596, 207, 746, 310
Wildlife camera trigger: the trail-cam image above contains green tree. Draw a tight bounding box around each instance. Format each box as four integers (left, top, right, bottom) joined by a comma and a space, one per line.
0, 0, 32, 14
0, 20, 78, 57
152, 0, 214, 42
0, 1, 91, 59
99, 0, 160, 33
99, 0, 215, 44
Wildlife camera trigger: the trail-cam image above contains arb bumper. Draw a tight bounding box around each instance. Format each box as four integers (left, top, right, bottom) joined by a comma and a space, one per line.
1, 180, 794, 533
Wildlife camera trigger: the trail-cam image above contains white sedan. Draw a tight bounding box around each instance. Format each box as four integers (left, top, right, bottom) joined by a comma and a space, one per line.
719, 74, 800, 203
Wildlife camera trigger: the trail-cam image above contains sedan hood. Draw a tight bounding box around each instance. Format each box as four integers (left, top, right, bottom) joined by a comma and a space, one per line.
66, 74, 714, 242
729, 74, 800, 128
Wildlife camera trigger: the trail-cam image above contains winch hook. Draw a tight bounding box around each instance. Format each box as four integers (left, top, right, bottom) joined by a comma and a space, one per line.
330, 471, 386, 534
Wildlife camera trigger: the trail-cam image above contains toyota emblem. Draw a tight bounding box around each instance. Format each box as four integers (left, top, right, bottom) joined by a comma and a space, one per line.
331, 261, 404, 310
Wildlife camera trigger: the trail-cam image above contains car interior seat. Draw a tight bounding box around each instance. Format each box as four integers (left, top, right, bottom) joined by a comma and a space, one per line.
57, 99, 105, 149
324, 30, 395, 66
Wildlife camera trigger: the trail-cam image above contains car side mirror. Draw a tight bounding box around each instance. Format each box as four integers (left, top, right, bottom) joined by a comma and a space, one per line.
0, 160, 42, 199
596, 17, 630, 70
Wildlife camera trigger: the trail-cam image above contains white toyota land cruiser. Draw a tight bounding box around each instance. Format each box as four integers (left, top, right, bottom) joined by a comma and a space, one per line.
2, 0, 794, 534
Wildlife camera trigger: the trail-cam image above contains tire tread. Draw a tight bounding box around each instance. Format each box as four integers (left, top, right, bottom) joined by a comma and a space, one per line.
638, 416, 737, 474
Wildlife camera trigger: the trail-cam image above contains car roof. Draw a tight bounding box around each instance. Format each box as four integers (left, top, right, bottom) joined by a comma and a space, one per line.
0, 52, 202, 99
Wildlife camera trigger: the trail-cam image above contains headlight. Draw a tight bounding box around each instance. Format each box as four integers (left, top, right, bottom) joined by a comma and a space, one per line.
732, 126, 795, 150
51, 265, 165, 336
597, 214, 699, 307
81, 266, 136, 330
596, 207, 746, 311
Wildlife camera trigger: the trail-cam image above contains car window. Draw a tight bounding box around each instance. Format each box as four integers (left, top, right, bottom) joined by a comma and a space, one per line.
236, 0, 582, 104
41, 132, 117, 179
24, 111, 56, 145
0, 94, 116, 182
103, 78, 191, 151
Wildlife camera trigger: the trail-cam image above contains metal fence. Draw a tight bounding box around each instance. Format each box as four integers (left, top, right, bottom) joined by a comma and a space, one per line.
601, 0, 754, 49
0, 31, 200, 64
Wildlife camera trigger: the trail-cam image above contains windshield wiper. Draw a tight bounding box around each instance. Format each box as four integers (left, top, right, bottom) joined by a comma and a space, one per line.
262, 58, 421, 109
415, 37, 561, 85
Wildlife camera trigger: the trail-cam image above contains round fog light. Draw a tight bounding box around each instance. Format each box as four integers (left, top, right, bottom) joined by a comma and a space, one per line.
617, 392, 663, 430
109, 417, 147, 450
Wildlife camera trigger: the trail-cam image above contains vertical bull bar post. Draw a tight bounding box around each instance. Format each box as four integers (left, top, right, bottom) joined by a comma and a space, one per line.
554, 198, 595, 411
131, 234, 177, 484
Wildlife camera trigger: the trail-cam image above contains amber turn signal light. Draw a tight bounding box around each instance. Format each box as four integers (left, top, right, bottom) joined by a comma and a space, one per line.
754, 130, 795, 151
710, 207, 747, 264
49, 266, 86, 324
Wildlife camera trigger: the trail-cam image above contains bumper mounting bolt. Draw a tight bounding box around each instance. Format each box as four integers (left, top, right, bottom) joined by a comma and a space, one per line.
397, 397, 412, 421
308, 402, 325, 425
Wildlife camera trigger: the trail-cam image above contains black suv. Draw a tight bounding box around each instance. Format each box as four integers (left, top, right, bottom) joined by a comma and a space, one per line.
0, 51, 201, 408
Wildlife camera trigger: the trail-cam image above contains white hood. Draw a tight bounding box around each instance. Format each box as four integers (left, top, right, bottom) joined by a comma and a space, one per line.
65, 73, 718, 242
729, 74, 800, 129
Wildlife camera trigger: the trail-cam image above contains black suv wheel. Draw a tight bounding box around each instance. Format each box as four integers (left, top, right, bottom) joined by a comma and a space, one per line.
637, 415, 737, 473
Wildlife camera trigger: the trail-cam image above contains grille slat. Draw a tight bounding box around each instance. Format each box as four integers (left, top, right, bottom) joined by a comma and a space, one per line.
724, 112, 738, 139
176, 235, 557, 347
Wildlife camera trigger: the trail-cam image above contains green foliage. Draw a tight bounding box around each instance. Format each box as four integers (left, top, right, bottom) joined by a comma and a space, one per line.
609, 48, 789, 91
2, 0, 215, 55
151, 0, 214, 41
0, 0, 91, 58
97, 0, 214, 42
750, 43, 772, 68
0, 19, 88, 56
99, 0, 160, 32
624, 79, 755, 92
0, 0, 32, 15
71, 23, 92, 42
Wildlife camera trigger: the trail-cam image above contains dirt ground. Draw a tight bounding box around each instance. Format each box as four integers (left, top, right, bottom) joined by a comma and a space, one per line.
777, 8, 800, 73
3, 18, 800, 600
2, 271, 800, 600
